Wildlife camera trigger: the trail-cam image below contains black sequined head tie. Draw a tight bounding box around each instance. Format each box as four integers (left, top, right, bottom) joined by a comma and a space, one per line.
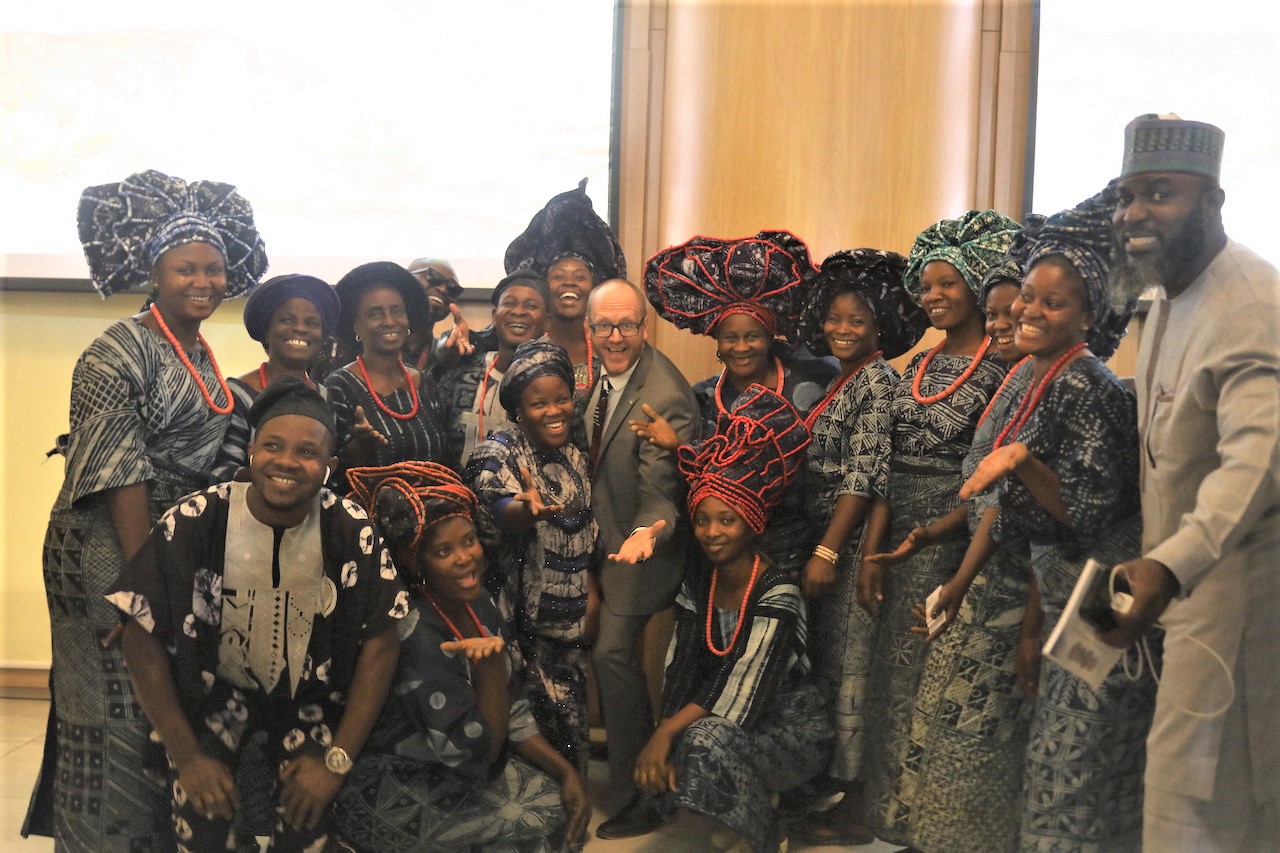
504, 178, 626, 282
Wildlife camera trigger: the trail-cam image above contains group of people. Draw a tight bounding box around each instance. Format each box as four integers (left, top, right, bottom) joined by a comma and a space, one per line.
21, 112, 1275, 853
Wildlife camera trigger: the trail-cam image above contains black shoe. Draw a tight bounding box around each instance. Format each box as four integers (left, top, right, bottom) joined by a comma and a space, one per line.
596, 793, 668, 839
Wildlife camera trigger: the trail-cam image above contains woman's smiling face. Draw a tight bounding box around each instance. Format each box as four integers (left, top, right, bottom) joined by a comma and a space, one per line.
266, 297, 325, 369
822, 291, 880, 365
416, 517, 485, 603
715, 312, 772, 383
517, 375, 574, 450
692, 495, 754, 567
151, 241, 227, 326
354, 285, 409, 356
919, 261, 979, 332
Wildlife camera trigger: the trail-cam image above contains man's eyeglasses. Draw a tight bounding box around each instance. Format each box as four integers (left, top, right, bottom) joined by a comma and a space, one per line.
588, 322, 644, 338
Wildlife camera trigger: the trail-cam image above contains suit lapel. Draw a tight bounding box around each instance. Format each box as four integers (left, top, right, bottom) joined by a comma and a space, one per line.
598, 347, 652, 458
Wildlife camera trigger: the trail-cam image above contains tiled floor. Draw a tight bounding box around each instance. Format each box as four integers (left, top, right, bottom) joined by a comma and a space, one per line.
1, 699, 52, 852
1, 697, 898, 851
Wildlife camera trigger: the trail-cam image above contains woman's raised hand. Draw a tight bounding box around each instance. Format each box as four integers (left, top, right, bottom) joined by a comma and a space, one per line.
351, 405, 389, 449
628, 403, 679, 452
865, 525, 933, 569
960, 442, 1029, 500
515, 466, 566, 521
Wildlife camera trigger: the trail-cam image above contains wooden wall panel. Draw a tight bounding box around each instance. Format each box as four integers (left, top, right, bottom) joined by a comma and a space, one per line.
657, 1, 985, 257
617, 0, 1034, 382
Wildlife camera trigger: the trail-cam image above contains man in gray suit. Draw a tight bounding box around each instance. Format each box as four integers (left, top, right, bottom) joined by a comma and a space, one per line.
585, 279, 699, 839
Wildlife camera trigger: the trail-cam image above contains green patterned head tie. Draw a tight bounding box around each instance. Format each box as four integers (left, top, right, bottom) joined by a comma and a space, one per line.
903, 209, 1020, 305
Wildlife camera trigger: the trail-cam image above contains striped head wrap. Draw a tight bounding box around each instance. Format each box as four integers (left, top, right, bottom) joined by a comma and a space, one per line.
77, 169, 268, 298
498, 339, 575, 420
348, 461, 477, 577
504, 178, 626, 282
1010, 182, 1135, 359
800, 248, 928, 359
678, 384, 811, 534
645, 230, 814, 340
903, 209, 1020, 305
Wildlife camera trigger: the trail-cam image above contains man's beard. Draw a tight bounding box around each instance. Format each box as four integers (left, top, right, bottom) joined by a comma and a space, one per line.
1110, 206, 1208, 308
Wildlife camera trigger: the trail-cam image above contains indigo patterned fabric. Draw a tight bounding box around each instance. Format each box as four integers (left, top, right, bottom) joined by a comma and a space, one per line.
103, 481, 405, 852
989, 355, 1155, 851
903, 209, 1019, 304
325, 366, 454, 490
864, 346, 1008, 844
660, 567, 831, 852
646, 230, 813, 339
1010, 184, 1136, 359
504, 178, 625, 281
336, 596, 568, 853
27, 318, 234, 850
803, 356, 898, 782
888, 348, 1007, 465
466, 429, 598, 773
801, 248, 927, 359
691, 362, 834, 573
899, 361, 1035, 853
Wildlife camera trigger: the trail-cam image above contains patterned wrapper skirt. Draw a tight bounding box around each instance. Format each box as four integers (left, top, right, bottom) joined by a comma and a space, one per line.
335, 752, 567, 853
806, 524, 876, 783
902, 530, 1035, 853
665, 678, 832, 852
26, 474, 198, 852
864, 459, 966, 844
1021, 515, 1160, 853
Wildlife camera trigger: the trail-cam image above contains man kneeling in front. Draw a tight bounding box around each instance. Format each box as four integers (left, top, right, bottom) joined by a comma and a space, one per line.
109, 377, 405, 852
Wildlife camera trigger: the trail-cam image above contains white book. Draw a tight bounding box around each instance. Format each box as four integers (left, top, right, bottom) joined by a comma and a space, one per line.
1042, 558, 1124, 692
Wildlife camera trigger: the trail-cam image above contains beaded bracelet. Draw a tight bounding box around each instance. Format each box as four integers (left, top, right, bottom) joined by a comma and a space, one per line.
812, 544, 839, 565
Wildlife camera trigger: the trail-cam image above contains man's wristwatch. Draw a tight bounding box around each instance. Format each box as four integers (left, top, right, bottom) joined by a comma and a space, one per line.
324, 745, 353, 776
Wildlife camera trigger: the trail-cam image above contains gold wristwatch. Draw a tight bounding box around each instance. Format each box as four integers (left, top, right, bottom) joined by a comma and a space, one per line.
324, 745, 353, 775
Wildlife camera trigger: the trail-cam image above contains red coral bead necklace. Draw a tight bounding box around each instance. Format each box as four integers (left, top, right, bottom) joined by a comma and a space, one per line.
975, 356, 1031, 429
911, 336, 992, 405
994, 342, 1088, 448
804, 349, 882, 431
258, 362, 314, 391
706, 554, 762, 657
356, 355, 421, 420
418, 588, 485, 642
148, 304, 234, 415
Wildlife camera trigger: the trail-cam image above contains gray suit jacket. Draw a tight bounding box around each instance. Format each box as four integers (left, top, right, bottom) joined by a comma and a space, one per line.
590, 345, 699, 615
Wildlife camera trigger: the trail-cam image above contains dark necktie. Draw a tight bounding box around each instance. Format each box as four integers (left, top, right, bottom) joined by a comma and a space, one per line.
590, 378, 612, 469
